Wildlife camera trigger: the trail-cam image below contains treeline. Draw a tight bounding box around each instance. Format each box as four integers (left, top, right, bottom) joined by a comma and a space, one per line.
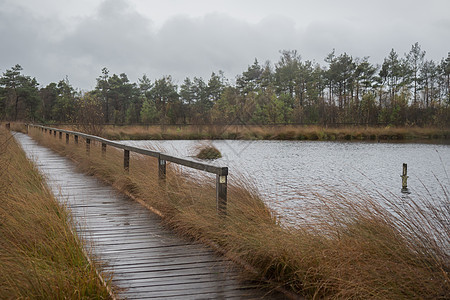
1, 43, 449, 127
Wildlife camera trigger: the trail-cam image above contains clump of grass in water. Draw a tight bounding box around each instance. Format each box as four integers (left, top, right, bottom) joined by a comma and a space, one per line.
195, 143, 222, 160
29, 126, 449, 299
0, 128, 112, 299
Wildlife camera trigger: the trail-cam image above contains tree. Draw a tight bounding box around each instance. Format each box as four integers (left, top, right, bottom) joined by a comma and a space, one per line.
237, 59, 263, 94
19, 76, 40, 121
180, 77, 195, 123
360, 93, 378, 125
140, 98, 158, 124
207, 71, 225, 104
210, 87, 240, 124
138, 74, 152, 96
420, 60, 438, 107
354, 57, 377, 98
107, 73, 137, 124
39, 82, 58, 121
406, 42, 426, 105
75, 92, 104, 135
191, 77, 209, 123
150, 76, 179, 124
135, 74, 153, 123
95, 67, 110, 123
441, 53, 450, 105
325, 52, 355, 116
0, 64, 40, 121
0, 64, 23, 120
379, 49, 403, 108
275, 50, 301, 99
52, 78, 77, 122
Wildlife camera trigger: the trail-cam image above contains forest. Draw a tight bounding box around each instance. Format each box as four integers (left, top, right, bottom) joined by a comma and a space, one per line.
1, 43, 449, 127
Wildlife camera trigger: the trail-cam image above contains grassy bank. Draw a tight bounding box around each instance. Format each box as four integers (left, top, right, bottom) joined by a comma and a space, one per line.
0, 128, 112, 299
29, 127, 449, 299
96, 124, 450, 141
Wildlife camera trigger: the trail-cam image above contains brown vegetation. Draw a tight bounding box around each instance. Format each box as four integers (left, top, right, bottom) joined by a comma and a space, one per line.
29, 126, 449, 299
91, 124, 450, 141
0, 128, 112, 298
195, 143, 222, 159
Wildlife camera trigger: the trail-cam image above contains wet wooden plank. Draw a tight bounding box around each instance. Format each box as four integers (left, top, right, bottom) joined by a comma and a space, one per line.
14, 132, 276, 300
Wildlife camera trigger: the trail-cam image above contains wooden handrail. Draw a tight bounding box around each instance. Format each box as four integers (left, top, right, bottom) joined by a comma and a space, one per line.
28, 124, 228, 215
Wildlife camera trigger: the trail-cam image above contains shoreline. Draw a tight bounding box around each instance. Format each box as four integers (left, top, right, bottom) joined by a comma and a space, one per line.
4, 123, 449, 141
97, 124, 450, 142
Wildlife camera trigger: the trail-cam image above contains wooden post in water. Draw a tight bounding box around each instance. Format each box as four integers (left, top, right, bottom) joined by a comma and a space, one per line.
124, 150, 130, 172
216, 168, 228, 216
66, 133, 69, 144
86, 138, 90, 154
102, 143, 106, 157
401, 163, 410, 193
158, 155, 166, 180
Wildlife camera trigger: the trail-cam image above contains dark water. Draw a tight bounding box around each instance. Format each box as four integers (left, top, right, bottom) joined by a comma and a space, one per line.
121, 139, 449, 223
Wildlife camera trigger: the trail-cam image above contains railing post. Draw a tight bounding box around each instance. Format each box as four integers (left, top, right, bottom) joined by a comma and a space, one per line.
59, 131, 62, 139
74, 135, 78, 144
65, 133, 69, 144
216, 167, 228, 216
158, 155, 166, 180
86, 138, 90, 154
401, 163, 409, 193
49, 129, 52, 135
53, 130, 56, 137
102, 143, 106, 157
124, 150, 130, 172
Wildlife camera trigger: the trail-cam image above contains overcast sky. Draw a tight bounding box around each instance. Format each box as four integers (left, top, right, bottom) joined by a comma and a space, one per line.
1, 0, 449, 90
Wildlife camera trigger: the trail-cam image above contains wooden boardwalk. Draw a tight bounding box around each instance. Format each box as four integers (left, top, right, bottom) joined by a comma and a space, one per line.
15, 133, 279, 299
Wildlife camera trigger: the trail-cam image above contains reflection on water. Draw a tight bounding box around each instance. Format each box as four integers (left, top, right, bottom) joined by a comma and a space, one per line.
121, 139, 449, 224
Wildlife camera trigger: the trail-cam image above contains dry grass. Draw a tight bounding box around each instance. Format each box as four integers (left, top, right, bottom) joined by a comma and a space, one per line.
88, 124, 450, 141
194, 142, 222, 159
1, 121, 28, 133
0, 128, 111, 299
30, 126, 449, 299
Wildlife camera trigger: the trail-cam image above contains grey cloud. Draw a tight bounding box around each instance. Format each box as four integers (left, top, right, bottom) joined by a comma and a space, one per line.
0, 4, 43, 70
1, 0, 449, 91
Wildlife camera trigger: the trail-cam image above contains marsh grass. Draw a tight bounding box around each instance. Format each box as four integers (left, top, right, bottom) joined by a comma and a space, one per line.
1, 121, 28, 133
30, 127, 449, 299
95, 124, 450, 141
194, 142, 222, 160
0, 128, 112, 298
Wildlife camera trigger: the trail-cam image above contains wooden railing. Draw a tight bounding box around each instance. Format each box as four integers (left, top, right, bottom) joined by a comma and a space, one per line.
28, 124, 228, 215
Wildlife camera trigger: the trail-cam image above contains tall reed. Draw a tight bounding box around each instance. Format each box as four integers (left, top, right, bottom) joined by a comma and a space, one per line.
96, 124, 450, 141
30, 126, 449, 299
0, 128, 112, 299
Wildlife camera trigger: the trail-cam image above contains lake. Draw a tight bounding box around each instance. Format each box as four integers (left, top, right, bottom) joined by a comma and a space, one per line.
121, 139, 450, 224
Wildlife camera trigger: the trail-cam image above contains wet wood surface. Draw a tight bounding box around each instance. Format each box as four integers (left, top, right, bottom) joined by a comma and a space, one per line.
14, 133, 278, 299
